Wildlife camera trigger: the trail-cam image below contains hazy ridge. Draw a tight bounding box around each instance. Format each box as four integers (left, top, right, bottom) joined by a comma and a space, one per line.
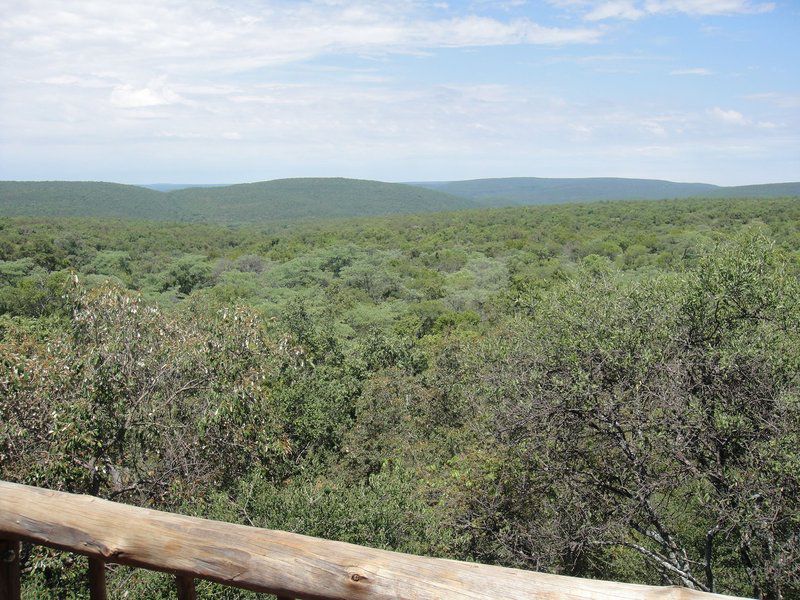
0, 176, 797, 223
0, 178, 475, 223
412, 177, 800, 205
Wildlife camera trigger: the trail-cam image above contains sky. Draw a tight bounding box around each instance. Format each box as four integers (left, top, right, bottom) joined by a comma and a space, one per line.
1, 0, 798, 185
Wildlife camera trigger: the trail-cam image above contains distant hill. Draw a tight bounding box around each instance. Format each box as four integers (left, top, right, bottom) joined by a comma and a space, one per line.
2, 177, 797, 224
141, 183, 231, 192
412, 177, 800, 205
166, 178, 476, 222
706, 182, 800, 198
0, 178, 475, 223
0, 181, 179, 220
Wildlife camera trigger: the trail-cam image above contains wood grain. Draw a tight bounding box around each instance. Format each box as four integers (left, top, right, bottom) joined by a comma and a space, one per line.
0, 481, 750, 600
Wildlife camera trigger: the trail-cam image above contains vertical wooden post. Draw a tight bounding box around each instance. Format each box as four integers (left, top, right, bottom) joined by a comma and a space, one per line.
0, 539, 21, 600
176, 575, 196, 600
88, 558, 107, 600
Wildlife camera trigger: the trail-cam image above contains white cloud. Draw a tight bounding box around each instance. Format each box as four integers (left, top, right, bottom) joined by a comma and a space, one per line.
110, 81, 182, 108
0, 0, 600, 156
584, 1, 645, 20
543, 52, 669, 65
1, 1, 601, 81
548, 0, 775, 19
745, 92, 800, 109
36, 74, 118, 88
670, 67, 713, 75
0, 0, 795, 184
39, 75, 83, 86
709, 106, 748, 125
638, 119, 668, 136
412, 16, 601, 46
644, 0, 775, 15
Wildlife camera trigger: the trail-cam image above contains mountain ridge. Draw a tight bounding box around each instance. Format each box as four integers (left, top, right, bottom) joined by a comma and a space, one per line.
411, 177, 800, 205
0, 176, 797, 223
0, 178, 476, 223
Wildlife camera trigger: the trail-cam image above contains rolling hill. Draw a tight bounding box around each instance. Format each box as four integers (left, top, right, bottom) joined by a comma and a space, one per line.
166, 178, 476, 222
0, 178, 476, 223
706, 182, 800, 198
411, 177, 800, 205
1, 177, 797, 224
0, 181, 180, 220
141, 183, 231, 192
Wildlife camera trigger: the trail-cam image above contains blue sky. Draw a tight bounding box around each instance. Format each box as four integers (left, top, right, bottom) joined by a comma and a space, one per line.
1, 0, 797, 184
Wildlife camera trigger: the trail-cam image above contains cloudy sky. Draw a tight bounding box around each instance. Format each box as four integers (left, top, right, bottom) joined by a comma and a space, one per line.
1, 0, 798, 184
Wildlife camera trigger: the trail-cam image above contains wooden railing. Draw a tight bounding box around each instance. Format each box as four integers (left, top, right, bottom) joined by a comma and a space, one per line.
0, 480, 748, 599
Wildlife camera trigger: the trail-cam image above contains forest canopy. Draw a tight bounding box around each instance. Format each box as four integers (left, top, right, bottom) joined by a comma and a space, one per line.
1, 196, 798, 599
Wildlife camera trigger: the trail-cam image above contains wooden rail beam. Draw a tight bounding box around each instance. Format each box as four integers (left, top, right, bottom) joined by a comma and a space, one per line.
0, 481, 750, 600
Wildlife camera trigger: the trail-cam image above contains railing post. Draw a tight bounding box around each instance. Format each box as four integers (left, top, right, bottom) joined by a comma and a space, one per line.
88, 558, 107, 600
176, 575, 196, 600
0, 539, 21, 600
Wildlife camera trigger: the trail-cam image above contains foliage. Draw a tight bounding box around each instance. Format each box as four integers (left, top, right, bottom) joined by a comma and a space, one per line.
0, 197, 798, 599
417, 178, 800, 206
0, 178, 474, 223
458, 233, 799, 598
2, 179, 798, 224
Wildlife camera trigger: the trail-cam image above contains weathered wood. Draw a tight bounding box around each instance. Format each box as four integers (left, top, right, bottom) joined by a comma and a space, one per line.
176, 575, 197, 600
0, 481, 750, 600
88, 557, 107, 600
0, 539, 21, 600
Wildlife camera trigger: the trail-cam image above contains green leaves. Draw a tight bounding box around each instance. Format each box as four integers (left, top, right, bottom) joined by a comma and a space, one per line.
1, 198, 799, 598
459, 232, 800, 597
160, 254, 213, 295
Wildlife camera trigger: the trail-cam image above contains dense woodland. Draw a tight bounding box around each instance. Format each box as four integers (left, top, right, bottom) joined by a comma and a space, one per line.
1, 196, 799, 599
416, 178, 800, 204
2, 178, 798, 223
0, 179, 472, 222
